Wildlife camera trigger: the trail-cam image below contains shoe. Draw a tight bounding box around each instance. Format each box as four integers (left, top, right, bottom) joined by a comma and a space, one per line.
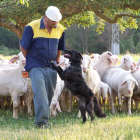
37, 123, 51, 129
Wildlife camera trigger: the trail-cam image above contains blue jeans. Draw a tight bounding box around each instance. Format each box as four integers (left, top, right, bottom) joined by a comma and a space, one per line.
29, 67, 57, 126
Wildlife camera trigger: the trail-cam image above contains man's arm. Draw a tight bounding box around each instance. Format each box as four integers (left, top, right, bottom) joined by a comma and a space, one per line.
56, 50, 62, 63
20, 45, 28, 59
20, 26, 33, 59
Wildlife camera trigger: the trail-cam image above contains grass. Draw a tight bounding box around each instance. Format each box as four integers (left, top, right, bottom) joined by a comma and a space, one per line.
119, 53, 140, 62
0, 55, 13, 60
0, 53, 140, 140
1, 110, 140, 140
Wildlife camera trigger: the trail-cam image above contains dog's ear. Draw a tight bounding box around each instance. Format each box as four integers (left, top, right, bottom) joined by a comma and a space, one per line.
78, 53, 83, 60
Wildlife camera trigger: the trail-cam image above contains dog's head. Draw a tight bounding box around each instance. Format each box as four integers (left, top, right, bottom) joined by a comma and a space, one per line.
64, 50, 83, 64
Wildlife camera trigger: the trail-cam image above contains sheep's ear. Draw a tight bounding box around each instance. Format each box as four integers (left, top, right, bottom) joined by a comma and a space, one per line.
93, 67, 96, 70
121, 81, 126, 86
124, 58, 127, 63
9, 56, 18, 63
108, 87, 111, 95
133, 62, 136, 67
134, 80, 139, 88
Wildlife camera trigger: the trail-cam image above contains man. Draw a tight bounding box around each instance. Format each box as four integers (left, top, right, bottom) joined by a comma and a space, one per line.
20, 6, 65, 128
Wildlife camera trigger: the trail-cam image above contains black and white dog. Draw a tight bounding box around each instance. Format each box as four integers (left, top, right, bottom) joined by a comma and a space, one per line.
51, 50, 106, 123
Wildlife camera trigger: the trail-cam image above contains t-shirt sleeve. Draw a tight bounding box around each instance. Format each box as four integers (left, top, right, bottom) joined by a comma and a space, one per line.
20, 25, 33, 50
58, 31, 65, 50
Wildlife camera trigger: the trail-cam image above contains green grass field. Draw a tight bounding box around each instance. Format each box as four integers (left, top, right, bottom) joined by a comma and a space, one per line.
1, 110, 140, 140
0, 53, 140, 140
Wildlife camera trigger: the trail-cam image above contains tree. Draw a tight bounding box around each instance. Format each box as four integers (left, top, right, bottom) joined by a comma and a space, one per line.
0, 26, 19, 49
65, 22, 111, 54
0, 0, 140, 39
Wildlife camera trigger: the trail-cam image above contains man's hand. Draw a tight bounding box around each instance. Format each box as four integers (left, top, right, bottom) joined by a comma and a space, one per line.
51, 61, 63, 73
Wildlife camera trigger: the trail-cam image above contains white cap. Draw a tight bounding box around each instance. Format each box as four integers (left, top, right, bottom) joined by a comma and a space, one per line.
45, 6, 62, 22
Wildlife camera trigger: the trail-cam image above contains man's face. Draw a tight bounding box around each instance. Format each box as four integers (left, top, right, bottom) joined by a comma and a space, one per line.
45, 16, 58, 28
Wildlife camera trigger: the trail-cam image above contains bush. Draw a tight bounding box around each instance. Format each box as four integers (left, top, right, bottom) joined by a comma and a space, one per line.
0, 45, 20, 56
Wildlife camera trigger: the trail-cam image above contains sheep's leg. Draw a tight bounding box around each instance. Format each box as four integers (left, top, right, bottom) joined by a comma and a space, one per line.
135, 100, 139, 110
78, 97, 86, 123
124, 97, 128, 112
11, 94, 20, 119
118, 92, 122, 112
102, 100, 106, 110
60, 92, 67, 111
68, 91, 73, 113
27, 93, 33, 116
110, 89, 115, 114
128, 97, 132, 115
0, 97, 5, 110
95, 91, 100, 101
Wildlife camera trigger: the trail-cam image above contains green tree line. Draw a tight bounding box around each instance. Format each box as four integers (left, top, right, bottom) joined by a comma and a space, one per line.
0, 22, 140, 55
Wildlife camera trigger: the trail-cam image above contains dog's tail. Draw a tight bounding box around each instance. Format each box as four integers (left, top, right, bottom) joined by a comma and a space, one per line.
93, 96, 106, 118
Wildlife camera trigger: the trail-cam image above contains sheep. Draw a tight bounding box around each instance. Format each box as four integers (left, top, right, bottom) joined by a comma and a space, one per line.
112, 55, 120, 65
131, 69, 140, 110
50, 55, 70, 117
91, 53, 101, 64
0, 52, 27, 119
22, 78, 34, 116
99, 81, 111, 109
59, 85, 73, 113
81, 55, 101, 98
119, 54, 136, 71
57, 55, 74, 113
102, 67, 138, 115
49, 73, 64, 117
77, 55, 101, 118
136, 58, 140, 68
94, 51, 115, 79
110, 54, 136, 111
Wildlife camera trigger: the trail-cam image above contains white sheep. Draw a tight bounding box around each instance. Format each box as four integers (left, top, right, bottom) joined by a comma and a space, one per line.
94, 51, 115, 78
131, 69, 140, 109
22, 78, 34, 116
102, 67, 138, 115
82, 55, 101, 98
58, 55, 74, 113
119, 54, 136, 71
0, 52, 27, 119
49, 73, 64, 117
91, 53, 101, 64
50, 55, 69, 117
112, 55, 120, 65
77, 55, 101, 118
136, 58, 140, 68
99, 81, 111, 109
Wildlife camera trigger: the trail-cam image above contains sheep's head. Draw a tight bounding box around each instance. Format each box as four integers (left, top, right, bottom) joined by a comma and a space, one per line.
50, 100, 61, 118
101, 51, 115, 65
82, 55, 91, 73
122, 55, 136, 71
